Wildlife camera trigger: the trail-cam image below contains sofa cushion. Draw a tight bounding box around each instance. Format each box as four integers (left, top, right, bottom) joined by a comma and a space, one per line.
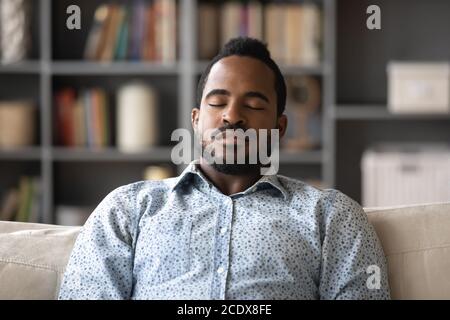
0, 202, 449, 299
0, 221, 81, 299
366, 202, 450, 299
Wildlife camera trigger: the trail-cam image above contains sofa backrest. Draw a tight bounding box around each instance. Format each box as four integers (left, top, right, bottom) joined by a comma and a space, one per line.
0, 202, 449, 299
0, 221, 81, 299
366, 202, 450, 299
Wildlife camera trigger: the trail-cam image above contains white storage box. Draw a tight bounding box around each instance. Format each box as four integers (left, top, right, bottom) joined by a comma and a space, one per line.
362, 144, 450, 207
387, 62, 450, 114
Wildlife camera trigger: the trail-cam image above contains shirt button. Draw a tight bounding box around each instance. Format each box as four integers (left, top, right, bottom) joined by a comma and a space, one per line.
220, 227, 227, 235
217, 267, 225, 274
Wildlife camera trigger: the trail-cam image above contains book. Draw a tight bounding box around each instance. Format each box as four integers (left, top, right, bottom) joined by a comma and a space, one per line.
221, 2, 241, 47
0, 189, 19, 221
128, 1, 143, 60
28, 177, 42, 223
301, 3, 321, 66
144, 1, 156, 61
84, 4, 109, 60
94, 4, 114, 60
84, 1, 177, 62
100, 4, 122, 61
285, 4, 303, 65
16, 176, 31, 222
55, 88, 76, 146
198, 2, 219, 59
247, 1, 263, 40
83, 89, 93, 148
160, 0, 176, 62
115, 6, 130, 60
73, 97, 86, 147
264, 3, 286, 64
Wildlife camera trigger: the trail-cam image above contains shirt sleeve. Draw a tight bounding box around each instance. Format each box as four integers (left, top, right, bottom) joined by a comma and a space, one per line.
58, 185, 137, 300
318, 190, 391, 300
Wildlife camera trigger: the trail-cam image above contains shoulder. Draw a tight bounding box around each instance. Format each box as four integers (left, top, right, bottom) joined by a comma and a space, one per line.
319, 188, 367, 224
276, 174, 335, 208
104, 177, 178, 207
276, 175, 324, 198
87, 178, 177, 226
276, 175, 367, 222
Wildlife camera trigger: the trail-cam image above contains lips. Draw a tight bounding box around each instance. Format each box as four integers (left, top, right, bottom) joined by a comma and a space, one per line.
207, 127, 255, 148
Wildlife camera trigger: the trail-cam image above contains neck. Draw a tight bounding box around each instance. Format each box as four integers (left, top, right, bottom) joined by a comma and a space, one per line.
198, 159, 262, 196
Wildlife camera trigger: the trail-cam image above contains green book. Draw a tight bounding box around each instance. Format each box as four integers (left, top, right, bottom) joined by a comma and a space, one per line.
16, 176, 31, 222
115, 6, 129, 60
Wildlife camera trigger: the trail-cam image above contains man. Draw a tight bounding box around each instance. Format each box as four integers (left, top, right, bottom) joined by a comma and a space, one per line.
59, 37, 390, 299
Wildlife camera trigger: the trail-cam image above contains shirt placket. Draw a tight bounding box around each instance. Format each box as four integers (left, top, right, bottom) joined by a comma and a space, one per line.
210, 191, 234, 300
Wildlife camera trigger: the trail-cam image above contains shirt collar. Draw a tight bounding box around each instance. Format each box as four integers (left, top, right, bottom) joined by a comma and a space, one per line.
170, 160, 288, 200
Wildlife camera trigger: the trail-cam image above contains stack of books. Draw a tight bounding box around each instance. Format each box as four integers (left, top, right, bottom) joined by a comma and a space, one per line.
54, 88, 111, 148
198, 1, 322, 66
84, 0, 177, 62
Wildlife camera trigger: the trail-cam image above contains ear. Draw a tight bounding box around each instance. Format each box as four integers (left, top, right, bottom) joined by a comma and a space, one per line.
191, 107, 200, 131
277, 114, 288, 139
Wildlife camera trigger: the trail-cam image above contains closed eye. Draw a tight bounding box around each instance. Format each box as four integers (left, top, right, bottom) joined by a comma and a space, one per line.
245, 105, 265, 110
208, 104, 226, 107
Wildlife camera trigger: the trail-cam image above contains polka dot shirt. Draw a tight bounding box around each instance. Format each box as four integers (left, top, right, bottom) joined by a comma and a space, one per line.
58, 161, 391, 300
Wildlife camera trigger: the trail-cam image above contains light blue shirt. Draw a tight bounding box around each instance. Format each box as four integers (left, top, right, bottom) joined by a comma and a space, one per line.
59, 161, 390, 300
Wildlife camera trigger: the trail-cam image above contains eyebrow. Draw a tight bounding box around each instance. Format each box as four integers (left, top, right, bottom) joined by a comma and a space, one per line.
205, 89, 270, 104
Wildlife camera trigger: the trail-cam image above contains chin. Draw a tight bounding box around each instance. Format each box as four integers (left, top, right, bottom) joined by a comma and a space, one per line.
210, 163, 260, 176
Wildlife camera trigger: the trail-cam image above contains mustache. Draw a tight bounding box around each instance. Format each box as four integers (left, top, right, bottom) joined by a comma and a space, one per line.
210, 124, 248, 140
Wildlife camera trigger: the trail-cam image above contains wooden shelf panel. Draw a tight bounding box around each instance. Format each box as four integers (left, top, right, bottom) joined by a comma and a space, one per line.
51, 61, 181, 75
52, 147, 174, 162
335, 105, 450, 120
0, 147, 42, 160
0, 61, 41, 74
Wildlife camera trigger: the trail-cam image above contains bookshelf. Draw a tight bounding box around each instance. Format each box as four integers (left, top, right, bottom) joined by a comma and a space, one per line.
0, 0, 449, 224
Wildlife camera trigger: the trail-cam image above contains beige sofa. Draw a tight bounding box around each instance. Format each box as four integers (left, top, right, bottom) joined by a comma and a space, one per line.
1, 202, 449, 300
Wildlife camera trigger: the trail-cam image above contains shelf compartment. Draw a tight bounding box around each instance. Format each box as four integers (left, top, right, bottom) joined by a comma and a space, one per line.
336, 120, 450, 203
53, 160, 177, 208
52, 75, 179, 147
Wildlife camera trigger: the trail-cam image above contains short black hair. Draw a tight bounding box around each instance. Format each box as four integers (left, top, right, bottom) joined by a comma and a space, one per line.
196, 37, 286, 116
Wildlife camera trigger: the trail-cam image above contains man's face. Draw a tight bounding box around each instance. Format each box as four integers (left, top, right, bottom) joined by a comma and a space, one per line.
192, 55, 287, 174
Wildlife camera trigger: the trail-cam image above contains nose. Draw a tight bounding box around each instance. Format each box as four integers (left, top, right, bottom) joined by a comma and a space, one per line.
221, 100, 246, 128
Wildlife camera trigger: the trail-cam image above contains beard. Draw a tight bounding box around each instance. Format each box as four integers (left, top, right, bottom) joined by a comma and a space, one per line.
195, 124, 274, 176
206, 144, 261, 175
